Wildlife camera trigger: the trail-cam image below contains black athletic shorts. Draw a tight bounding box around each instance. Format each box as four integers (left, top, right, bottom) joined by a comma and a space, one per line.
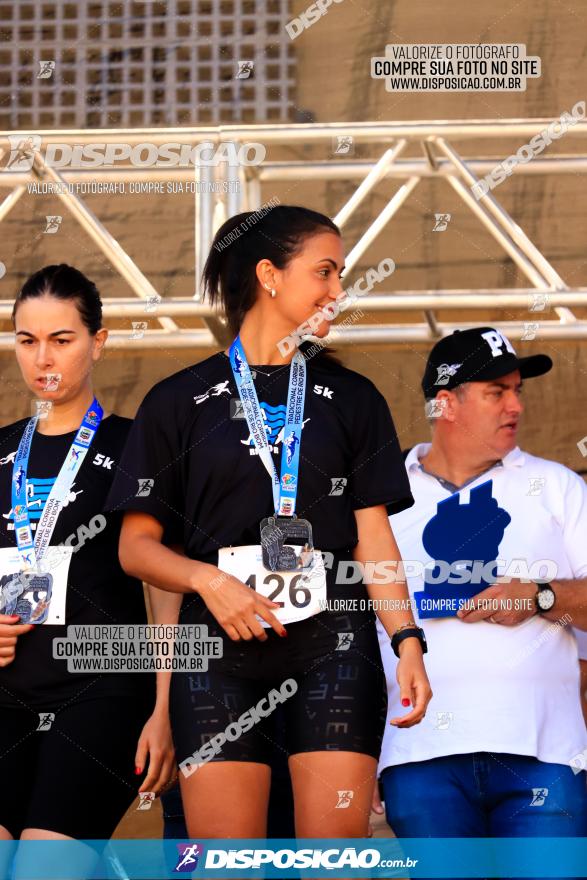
170, 601, 387, 767
0, 693, 153, 839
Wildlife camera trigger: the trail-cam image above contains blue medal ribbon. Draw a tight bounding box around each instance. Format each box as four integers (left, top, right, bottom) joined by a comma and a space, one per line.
11, 398, 103, 571
229, 338, 306, 517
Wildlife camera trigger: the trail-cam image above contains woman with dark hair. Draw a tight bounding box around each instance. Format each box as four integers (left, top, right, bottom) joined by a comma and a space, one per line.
0, 265, 174, 850
107, 205, 432, 838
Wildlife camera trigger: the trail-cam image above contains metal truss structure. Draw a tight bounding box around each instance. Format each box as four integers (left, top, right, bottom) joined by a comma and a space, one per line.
1, 119, 586, 349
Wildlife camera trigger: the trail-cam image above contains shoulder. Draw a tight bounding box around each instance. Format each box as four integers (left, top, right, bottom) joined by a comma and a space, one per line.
515, 449, 586, 493
100, 413, 131, 430
0, 417, 28, 451
96, 413, 132, 443
138, 352, 228, 410
307, 354, 386, 399
516, 449, 577, 478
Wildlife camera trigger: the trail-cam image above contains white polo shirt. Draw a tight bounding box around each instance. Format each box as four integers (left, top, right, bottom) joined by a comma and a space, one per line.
378, 443, 587, 772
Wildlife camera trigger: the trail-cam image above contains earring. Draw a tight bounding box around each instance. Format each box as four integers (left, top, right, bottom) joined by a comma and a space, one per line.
265, 284, 276, 298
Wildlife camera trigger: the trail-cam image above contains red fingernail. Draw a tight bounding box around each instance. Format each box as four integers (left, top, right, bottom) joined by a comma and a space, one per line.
280, 630, 288, 638
135, 766, 142, 775
401, 698, 411, 707
10, 615, 19, 620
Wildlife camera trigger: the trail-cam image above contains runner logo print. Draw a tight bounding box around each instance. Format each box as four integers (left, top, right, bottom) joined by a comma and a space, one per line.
335, 790, 354, 809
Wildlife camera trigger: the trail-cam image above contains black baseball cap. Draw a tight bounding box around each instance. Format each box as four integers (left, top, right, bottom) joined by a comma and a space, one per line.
421, 327, 553, 397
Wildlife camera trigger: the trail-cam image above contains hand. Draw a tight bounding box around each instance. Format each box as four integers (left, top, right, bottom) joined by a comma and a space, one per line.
198, 567, 286, 641
0, 614, 35, 668
135, 707, 176, 796
456, 578, 537, 626
390, 639, 432, 727
368, 779, 384, 837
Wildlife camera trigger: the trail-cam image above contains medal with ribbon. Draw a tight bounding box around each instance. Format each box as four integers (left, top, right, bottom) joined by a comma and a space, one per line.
7, 398, 103, 622
229, 338, 314, 572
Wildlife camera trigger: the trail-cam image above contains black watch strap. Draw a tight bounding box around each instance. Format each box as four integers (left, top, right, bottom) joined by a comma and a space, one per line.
391, 626, 428, 658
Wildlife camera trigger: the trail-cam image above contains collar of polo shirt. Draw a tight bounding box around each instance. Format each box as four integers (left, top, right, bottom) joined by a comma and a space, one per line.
405, 442, 526, 475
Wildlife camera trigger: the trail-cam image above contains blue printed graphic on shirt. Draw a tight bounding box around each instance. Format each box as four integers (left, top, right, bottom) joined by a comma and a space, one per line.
240, 402, 287, 447
414, 480, 511, 619
3, 477, 82, 529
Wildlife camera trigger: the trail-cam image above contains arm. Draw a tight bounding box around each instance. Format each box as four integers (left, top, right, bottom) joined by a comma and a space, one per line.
580, 660, 587, 728
457, 577, 587, 628
147, 576, 183, 717
544, 578, 587, 629
353, 505, 432, 727
119, 511, 216, 595
354, 505, 417, 634
119, 510, 284, 640
146, 542, 192, 717
134, 579, 179, 794
458, 470, 587, 628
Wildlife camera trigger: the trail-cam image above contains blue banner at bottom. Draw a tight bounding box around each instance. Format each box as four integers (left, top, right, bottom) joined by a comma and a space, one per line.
0, 838, 585, 879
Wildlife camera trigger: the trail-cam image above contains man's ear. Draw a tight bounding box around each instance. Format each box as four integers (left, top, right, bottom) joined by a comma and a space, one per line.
437, 390, 457, 422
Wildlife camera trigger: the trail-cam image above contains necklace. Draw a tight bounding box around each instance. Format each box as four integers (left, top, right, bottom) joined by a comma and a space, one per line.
250, 366, 285, 377
222, 350, 287, 377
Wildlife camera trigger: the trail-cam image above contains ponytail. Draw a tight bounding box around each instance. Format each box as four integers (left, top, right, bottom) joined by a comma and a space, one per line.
202, 204, 340, 337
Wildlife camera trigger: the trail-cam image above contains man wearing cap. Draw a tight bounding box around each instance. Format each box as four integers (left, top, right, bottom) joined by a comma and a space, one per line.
376, 326, 587, 839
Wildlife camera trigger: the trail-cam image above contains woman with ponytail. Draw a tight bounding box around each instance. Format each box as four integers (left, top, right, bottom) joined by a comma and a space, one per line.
107, 206, 432, 838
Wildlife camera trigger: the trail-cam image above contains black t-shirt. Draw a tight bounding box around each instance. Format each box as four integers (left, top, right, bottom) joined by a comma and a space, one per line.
106, 352, 413, 618
0, 414, 154, 709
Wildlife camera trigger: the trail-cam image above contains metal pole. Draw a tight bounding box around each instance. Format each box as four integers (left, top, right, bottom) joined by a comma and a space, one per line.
194, 161, 214, 301
31, 156, 177, 332
3, 118, 587, 144
343, 177, 420, 275
2, 157, 587, 187
0, 290, 583, 320
434, 137, 576, 323
2, 320, 585, 349
446, 174, 550, 289
334, 141, 406, 229
0, 185, 26, 222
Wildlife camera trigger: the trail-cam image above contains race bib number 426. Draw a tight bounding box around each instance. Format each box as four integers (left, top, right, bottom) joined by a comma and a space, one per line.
217, 545, 327, 626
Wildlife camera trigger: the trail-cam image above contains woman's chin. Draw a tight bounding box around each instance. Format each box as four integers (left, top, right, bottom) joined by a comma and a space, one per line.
312, 321, 332, 339
27, 382, 67, 403
30, 387, 61, 398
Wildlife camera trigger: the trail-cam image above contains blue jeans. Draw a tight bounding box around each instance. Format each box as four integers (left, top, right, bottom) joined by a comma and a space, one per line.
381, 752, 587, 838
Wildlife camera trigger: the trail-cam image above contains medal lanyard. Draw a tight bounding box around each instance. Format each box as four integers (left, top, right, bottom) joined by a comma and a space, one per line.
11, 398, 103, 571
229, 337, 306, 517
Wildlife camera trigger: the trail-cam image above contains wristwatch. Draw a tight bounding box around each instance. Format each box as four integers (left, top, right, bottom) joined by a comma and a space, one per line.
534, 581, 556, 614
391, 626, 428, 658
